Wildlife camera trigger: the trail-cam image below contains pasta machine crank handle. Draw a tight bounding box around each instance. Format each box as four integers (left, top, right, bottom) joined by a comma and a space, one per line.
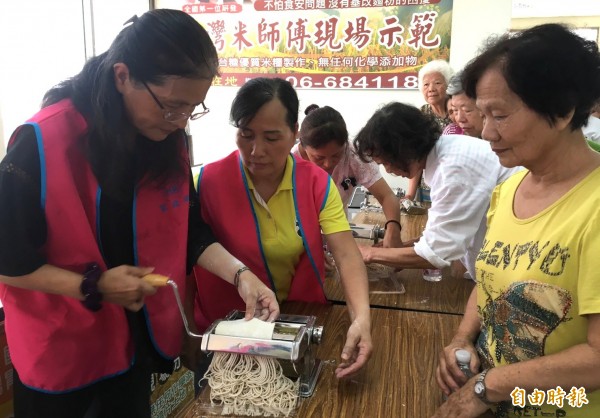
143, 274, 203, 339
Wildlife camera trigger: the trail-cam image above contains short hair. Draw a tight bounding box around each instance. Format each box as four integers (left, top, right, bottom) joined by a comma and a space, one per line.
299, 104, 348, 148
462, 23, 600, 130
353, 102, 441, 172
230, 77, 299, 131
418, 60, 454, 88
446, 71, 464, 96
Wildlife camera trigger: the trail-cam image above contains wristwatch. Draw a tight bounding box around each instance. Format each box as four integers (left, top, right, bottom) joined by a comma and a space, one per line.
80, 262, 103, 312
474, 369, 495, 405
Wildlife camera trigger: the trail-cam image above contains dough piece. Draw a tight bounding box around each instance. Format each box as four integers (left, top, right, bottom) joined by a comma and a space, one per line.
214, 317, 275, 340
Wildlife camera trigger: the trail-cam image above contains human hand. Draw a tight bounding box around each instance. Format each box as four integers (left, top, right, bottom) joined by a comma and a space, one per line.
382, 225, 402, 248
430, 378, 490, 418
236, 270, 280, 322
450, 260, 468, 280
335, 317, 373, 379
436, 337, 480, 396
324, 250, 336, 273
357, 245, 373, 264
97, 265, 157, 311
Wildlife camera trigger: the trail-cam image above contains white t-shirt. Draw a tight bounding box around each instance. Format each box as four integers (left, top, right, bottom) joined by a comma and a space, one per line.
582, 115, 600, 142
413, 135, 522, 278
292, 143, 381, 208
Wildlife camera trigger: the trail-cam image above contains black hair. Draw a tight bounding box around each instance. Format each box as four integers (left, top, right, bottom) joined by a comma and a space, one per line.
42, 9, 219, 198
230, 77, 298, 131
299, 104, 348, 148
353, 102, 441, 172
462, 23, 600, 130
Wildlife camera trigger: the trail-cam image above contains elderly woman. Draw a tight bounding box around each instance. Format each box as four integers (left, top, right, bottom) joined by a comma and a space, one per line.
433, 24, 600, 418
444, 72, 484, 139
353, 102, 519, 280
406, 60, 454, 201
192, 77, 372, 379
419, 59, 454, 128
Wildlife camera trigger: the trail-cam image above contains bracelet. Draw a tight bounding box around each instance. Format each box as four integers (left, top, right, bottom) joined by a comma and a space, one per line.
80, 262, 103, 312
384, 220, 401, 230
233, 266, 250, 288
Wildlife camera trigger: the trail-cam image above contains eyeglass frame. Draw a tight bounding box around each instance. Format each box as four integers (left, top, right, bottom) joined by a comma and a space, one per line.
141, 80, 209, 122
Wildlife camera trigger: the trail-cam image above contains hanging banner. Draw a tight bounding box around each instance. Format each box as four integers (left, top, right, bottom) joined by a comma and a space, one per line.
156, 0, 453, 89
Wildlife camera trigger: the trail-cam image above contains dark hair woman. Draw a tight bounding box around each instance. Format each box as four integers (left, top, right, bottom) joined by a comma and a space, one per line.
293, 104, 402, 248
193, 78, 373, 380
434, 24, 600, 418
0, 9, 278, 417
353, 102, 519, 283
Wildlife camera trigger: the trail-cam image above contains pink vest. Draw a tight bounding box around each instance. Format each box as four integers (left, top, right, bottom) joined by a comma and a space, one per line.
1, 99, 188, 392
194, 151, 328, 331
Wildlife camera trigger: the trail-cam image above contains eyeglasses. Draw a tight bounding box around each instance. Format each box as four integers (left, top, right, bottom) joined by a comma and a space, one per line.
141, 81, 209, 122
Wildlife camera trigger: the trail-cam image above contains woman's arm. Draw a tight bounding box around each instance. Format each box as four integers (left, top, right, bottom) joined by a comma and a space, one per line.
405, 172, 421, 201
436, 287, 482, 394
360, 244, 437, 269
433, 313, 600, 418
0, 264, 157, 311
325, 230, 372, 378
486, 313, 600, 400
196, 243, 279, 321
367, 178, 402, 248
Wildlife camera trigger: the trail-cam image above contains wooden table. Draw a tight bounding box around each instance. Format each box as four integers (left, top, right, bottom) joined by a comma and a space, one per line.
327, 210, 475, 315
180, 302, 490, 418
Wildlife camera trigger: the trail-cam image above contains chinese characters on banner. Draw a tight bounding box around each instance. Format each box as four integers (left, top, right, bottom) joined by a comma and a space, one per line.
156, 0, 453, 89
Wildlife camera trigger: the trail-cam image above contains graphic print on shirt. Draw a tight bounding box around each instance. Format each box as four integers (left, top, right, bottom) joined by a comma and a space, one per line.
476, 238, 571, 276
475, 237, 574, 368
476, 278, 572, 369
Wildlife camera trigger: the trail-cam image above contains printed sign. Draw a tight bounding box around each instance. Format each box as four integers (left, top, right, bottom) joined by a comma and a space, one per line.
156, 0, 453, 88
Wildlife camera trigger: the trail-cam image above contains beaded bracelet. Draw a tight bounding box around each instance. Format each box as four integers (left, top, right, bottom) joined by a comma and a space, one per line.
384, 219, 402, 230
234, 266, 250, 288
80, 262, 103, 312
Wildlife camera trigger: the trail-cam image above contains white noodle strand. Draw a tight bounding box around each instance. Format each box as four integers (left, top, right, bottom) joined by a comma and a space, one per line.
201, 352, 299, 417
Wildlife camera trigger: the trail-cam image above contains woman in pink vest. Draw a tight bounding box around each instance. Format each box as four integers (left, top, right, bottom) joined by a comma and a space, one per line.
193, 77, 373, 379
0, 9, 277, 418
292, 104, 402, 249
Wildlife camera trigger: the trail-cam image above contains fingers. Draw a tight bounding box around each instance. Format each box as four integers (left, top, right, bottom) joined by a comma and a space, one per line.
335, 349, 369, 378
266, 300, 280, 322
124, 299, 145, 312
335, 325, 372, 379
438, 349, 461, 393
436, 363, 451, 396
254, 299, 280, 322
124, 265, 155, 277
255, 307, 270, 321
244, 301, 256, 320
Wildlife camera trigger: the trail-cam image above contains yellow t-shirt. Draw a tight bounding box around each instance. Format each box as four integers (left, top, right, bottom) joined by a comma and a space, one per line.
475, 167, 600, 417
196, 155, 349, 301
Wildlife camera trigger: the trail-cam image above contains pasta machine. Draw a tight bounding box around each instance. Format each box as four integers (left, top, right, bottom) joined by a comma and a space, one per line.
350, 223, 385, 244
143, 275, 325, 397
201, 310, 324, 398
401, 199, 428, 215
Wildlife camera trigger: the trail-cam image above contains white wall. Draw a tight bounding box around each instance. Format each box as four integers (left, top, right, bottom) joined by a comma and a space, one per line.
0, 0, 86, 158
0, 0, 149, 159
189, 0, 513, 189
